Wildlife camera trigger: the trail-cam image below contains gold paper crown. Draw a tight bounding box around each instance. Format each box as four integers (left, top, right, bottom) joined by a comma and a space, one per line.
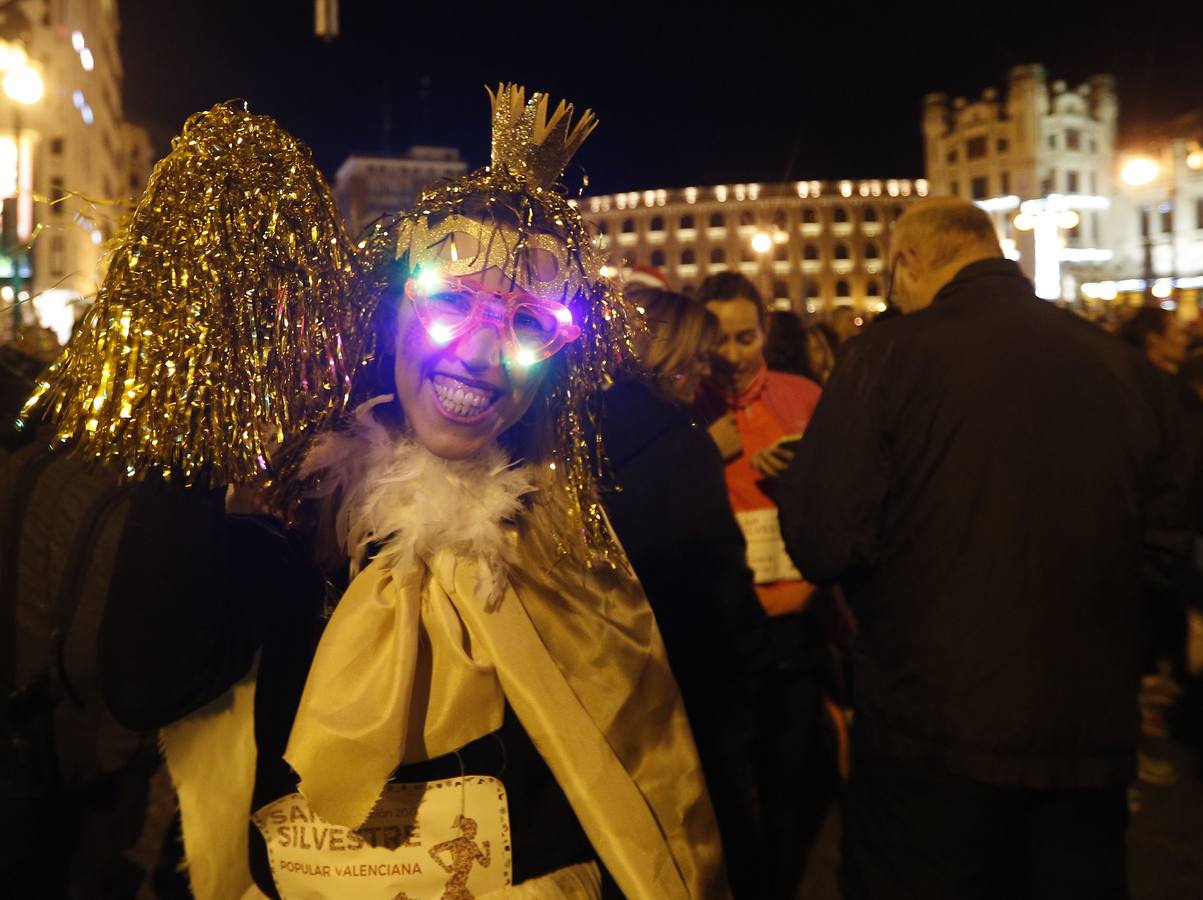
487, 83, 598, 190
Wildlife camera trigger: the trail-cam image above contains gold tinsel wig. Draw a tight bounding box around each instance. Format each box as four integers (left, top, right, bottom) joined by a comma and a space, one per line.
20, 101, 372, 486
352, 84, 640, 568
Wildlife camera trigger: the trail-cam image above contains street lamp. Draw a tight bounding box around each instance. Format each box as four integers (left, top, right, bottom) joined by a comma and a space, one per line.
1120, 156, 1160, 188
750, 231, 772, 254
1121, 154, 1164, 305
2, 62, 41, 105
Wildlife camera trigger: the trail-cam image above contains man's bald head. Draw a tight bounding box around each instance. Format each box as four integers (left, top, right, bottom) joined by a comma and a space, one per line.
888, 198, 1003, 312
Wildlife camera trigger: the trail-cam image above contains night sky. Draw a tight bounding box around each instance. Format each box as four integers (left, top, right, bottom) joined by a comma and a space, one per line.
118, 0, 1203, 195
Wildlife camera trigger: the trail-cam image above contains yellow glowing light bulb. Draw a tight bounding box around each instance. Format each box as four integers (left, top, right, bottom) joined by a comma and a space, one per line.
514, 348, 537, 367
1057, 210, 1080, 230
1121, 157, 1159, 187
1012, 212, 1035, 232
751, 232, 773, 254
3, 65, 43, 105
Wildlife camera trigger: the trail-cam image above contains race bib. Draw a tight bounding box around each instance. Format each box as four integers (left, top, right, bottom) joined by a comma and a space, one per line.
735, 507, 803, 584
252, 776, 512, 899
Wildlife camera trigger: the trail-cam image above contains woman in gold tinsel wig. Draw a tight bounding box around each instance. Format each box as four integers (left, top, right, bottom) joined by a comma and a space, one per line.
83, 89, 727, 899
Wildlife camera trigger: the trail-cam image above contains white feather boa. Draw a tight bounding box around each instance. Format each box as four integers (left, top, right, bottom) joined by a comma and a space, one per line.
299, 395, 537, 607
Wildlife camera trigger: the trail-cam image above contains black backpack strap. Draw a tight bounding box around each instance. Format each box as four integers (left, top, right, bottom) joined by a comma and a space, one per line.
1, 442, 59, 698
50, 480, 131, 707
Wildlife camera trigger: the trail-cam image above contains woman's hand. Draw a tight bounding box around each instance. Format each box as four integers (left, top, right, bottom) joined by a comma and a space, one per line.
708, 413, 743, 462
749, 445, 794, 478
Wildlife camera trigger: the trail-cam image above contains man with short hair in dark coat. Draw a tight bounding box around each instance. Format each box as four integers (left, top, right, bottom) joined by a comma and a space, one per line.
778, 197, 1190, 900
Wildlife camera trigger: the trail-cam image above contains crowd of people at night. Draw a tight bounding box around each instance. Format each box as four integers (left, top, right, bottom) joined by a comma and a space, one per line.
1, 90, 1201, 900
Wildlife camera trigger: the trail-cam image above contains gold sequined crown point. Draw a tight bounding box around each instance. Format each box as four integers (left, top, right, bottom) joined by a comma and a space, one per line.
487, 82, 598, 191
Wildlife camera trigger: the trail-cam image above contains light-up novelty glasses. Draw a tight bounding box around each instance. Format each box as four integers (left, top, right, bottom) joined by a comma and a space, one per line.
405, 269, 582, 367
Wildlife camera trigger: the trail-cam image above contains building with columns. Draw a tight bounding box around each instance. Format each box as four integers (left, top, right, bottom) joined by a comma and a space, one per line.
578, 178, 928, 315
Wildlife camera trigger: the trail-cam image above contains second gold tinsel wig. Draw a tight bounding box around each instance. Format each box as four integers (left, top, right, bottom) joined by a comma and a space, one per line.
353, 84, 640, 567
22, 101, 372, 486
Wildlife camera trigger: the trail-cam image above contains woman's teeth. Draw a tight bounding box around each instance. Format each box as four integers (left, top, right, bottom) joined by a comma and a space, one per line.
432, 374, 494, 417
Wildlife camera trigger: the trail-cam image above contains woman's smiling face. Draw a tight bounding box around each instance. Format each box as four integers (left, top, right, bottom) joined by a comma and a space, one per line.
392, 265, 552, 460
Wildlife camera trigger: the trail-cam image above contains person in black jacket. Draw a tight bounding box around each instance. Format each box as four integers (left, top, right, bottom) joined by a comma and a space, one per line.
778, 198, 1190, 900
599, 288, 772, 896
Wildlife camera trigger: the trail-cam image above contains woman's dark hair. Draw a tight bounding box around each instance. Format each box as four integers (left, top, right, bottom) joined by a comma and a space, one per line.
1118, 306, 1172, 352
696, 272, 765, 316
763, 311, 812, 378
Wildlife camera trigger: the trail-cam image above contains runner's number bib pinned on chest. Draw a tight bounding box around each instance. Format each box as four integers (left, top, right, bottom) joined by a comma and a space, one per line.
252, 776, 512, 899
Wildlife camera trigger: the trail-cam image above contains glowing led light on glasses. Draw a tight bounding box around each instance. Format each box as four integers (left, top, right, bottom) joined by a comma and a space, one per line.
416, 268, 443, 292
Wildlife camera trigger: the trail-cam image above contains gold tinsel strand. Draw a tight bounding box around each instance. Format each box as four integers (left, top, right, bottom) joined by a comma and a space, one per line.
19, 101, 373, 487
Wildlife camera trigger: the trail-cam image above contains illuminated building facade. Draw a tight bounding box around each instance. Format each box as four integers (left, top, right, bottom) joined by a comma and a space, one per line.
925, 64, 1203, 315
0, 0, 150, 343
923, 64, 1119, 301
1085, 126, 1203, 311
333, 146, 467, 236
578, 178, 928, 315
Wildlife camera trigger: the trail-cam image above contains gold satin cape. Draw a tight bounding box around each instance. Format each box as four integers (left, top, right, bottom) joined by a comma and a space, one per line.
162, 539, 728, 899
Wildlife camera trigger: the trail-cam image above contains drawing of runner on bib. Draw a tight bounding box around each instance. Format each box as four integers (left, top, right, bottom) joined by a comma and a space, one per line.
430, 816, 491, 899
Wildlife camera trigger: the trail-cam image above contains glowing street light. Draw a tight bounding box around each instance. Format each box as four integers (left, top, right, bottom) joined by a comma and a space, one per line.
2, 64, 42, 105
751, 232, 772, 254
1012, 212, 1035, 232
1056, 210, 1080, 230
1120, 157, 1160, 187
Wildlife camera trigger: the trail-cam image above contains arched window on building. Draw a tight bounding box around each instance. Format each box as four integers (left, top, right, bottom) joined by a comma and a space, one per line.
741, 245, 756, 263
864, 242, 880, 260
802, 207, 818, 224
833, 206, 849, 223
621, 218, 635, 233
596, 220, 609, 234
863, 206, 879, 222
709, 212, 724, 228
651, 249, 666, 268
834, 243, 850, 260
774, 242, 788, 262
681, 248, 696, 265
866, 279, 881, 296
772, 209, 787, 229
803, 243, 819, 261
710, 247, 726, 264
649, 216, 665, 233
739, 210, 755, 226
836, 279, 851, 297
680, 213, 695, 230
627, 252, 638, 266
806, 280, 820, 298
